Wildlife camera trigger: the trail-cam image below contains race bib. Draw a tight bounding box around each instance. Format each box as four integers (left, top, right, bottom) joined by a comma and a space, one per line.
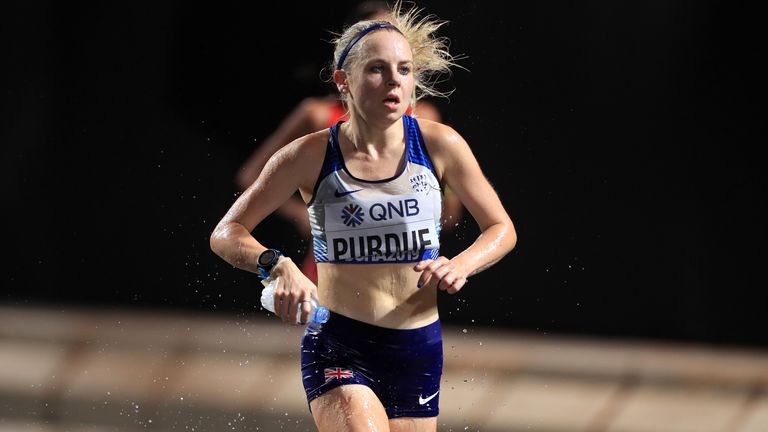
324, 193, 439, 262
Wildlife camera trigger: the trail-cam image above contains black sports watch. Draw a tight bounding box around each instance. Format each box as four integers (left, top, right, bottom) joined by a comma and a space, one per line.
257, 248, 283, 279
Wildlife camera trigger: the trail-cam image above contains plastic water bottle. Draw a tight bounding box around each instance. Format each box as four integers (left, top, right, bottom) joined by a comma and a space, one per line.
260, 277, 329, 328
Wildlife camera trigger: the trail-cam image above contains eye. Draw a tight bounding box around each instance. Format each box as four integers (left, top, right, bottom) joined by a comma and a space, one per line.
399, 65, 412, 75
370, 65, 384, 73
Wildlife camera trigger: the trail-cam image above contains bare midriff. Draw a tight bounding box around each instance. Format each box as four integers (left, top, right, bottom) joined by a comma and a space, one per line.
316, 262, 439, 329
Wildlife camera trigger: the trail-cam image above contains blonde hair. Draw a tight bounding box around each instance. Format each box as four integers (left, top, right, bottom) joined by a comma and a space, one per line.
329, 0, 461, 104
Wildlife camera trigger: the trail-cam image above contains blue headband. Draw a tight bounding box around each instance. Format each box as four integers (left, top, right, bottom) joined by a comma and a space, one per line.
336, 23, 402, 70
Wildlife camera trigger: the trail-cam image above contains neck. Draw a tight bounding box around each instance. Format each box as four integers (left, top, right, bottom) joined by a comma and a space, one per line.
343, 116, 404, 156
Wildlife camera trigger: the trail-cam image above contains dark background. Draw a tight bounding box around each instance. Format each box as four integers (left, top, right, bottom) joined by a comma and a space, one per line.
3, 2, 766, 347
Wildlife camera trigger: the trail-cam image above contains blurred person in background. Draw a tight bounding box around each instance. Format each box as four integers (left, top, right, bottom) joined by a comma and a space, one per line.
210, 1, 516, 430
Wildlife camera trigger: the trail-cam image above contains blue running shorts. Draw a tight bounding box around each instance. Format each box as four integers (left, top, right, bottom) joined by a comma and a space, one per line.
300, 310, 443, 418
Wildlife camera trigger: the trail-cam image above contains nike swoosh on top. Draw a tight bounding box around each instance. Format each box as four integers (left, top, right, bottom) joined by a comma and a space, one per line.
334, 188, 362, 198
418, 390, 439, 405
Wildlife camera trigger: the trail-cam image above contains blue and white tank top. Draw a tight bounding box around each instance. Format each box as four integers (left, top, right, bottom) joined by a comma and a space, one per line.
308, 115, 442, 263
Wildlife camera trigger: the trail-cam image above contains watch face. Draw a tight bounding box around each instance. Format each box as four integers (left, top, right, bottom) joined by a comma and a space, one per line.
258, 249, 277, 266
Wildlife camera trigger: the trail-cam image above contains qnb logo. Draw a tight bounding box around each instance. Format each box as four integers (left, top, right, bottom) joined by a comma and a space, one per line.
370, 199, 419, 221
340, 204, 364, 227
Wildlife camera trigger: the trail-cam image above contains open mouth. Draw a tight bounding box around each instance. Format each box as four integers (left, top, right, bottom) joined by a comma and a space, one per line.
383, 95, 400, 104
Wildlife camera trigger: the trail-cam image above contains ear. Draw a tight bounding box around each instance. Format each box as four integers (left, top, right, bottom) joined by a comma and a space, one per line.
333, 69, 349, 93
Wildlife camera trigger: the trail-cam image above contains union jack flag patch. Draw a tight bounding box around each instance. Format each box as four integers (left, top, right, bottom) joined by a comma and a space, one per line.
324, 367, 354, 382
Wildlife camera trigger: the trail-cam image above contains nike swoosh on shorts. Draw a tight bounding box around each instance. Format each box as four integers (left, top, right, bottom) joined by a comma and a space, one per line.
418, 390, 439, 405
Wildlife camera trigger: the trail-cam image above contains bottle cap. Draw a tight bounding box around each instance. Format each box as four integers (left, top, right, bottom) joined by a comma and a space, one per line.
313, 306, 330, 324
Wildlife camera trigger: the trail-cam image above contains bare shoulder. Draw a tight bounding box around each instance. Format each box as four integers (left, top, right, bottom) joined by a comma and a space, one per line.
279, 129, 328, 165
415, 118, 478, 182
273, 129, 329, 186
416, 118, 468, 156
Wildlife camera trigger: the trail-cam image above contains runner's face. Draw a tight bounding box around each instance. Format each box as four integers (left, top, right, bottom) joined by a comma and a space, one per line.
348, 31, 414, 122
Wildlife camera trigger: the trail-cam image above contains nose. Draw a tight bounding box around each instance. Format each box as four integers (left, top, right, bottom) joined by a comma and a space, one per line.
387, 67, 401, 87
